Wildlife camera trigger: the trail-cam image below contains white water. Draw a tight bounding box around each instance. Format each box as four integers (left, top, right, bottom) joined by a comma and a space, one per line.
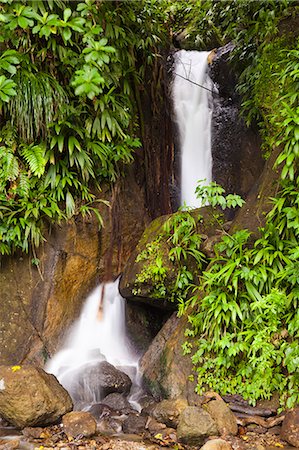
45, 280, 141, 409
173, 50, 214, 208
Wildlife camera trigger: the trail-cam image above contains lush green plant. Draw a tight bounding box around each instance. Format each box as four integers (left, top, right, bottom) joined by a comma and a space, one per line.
0, 0, 170, 254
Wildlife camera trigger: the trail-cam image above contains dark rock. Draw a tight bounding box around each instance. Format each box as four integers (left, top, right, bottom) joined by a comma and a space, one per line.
0, 365, 72, 428
125, 301, 171, 353
177, 406, 218, 445
101, 393, 132, 411
87, 403, 117, 421
205, 397, 238, 436
122, 414, 148, 435
62, 411, 97, 438
70, 361, 132, 403
280, 408, 299, 447
151, 398, 188, 428
208, 44, 264, 201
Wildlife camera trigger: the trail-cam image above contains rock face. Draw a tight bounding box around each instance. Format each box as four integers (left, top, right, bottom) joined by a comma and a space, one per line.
0, 365, 72, 428
208, 43, 264, 200
177, 406, 218, 445
0, 171, 150, 366
280, 408, 299, 447
140, 313, 196, 400
62, 411, 97, 438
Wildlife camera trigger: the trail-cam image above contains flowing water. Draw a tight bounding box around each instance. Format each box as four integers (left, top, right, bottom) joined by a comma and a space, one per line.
173, 49, 214, 208
45, 280, 141, 410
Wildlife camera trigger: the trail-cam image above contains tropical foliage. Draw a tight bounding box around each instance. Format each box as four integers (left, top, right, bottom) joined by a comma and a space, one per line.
133, 0, 299, 408
0, 0, 168, 254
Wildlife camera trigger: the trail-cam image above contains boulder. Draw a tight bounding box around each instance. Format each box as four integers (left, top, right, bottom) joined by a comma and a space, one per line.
280, 407, 299, 447
122, 414, 148, 434
101, 393, 132, 411
204, 396, 238, 436
200, 439, 233, 450
120, 207, 223, 309
0, 365, 72, 428
73, 361, 132, 401
151, 398, 188, 428
87, 403, 116, 421
97, 417, 122, 435
140, 313, 197, 401
62, 411, 97, 438
177, 406, 218, 446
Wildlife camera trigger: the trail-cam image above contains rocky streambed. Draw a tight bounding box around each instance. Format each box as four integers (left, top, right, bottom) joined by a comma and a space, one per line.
0, 365, 298, 450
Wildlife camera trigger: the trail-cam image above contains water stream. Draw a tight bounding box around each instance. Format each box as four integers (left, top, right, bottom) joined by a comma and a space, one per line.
173, 49, 214, 208
45, 280, 141, 410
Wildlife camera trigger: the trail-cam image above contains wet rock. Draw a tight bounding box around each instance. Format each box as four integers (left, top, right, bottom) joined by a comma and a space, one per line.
87, 403, 117, 421
177, 406, 218, 446
120, 207, 223, 309
280, 408, 299, 447
200, 438, 233, 450
122, 415, 148, 435
205, 397, 238, 436
62, 411, 96, 438
74, 361, 132, 401
101, 393, 132, 411
97, 417, 123, 435
151, 398, 188, 428
0, 365, 72, 428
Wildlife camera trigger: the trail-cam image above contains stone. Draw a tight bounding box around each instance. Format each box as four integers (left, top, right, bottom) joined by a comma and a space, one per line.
151, 398, 188, 428
280, 407, 299, 447
120, 207, 223, 309
0, 365, 72, 428
97, 417, 122, 435
140, 313, 197, 400
87, 403, 116, 421
71, 361, 132, 402
122, 414, 148, 435
200, 438, 233, 450
146, 417, 167, 435
62, 411, 96, 438
177, 406, 218, 446
204, 397, 238, 436
101, 393, 132, 411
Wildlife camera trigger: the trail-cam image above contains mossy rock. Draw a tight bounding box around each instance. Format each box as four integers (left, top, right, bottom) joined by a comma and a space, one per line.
119, 207, 223, 309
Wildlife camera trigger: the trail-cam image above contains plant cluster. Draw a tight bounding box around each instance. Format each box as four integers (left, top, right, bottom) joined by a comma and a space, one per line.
0, 0, 168, 254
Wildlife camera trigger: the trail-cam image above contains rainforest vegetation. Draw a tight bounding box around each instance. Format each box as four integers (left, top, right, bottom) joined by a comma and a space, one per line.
0, 0, 298, 408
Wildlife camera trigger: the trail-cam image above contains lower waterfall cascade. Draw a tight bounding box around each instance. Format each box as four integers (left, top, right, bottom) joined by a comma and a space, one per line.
45, 280, 142, 410
173, 49, 214, 208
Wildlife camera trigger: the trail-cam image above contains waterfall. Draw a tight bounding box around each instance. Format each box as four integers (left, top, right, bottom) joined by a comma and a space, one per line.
45, 280, 141, 409
173, 50, 214, 208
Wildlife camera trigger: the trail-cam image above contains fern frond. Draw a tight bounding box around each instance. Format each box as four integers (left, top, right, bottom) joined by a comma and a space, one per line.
21, 144, 46, 178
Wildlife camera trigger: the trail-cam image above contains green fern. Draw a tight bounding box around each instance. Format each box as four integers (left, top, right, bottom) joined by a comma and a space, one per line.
21, 144, 46, 178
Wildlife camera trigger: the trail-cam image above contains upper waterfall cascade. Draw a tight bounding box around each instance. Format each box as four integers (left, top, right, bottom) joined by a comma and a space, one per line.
45, 280, 140, 409
173, 50, 214, 208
